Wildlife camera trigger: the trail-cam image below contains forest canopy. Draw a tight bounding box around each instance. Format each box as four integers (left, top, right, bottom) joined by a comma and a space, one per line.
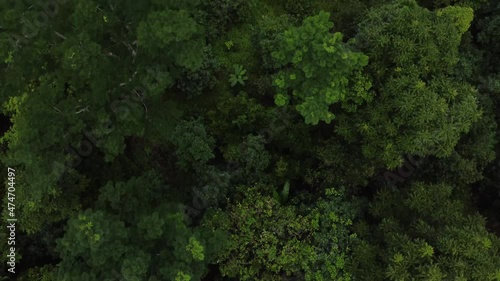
0, 0, 499, 280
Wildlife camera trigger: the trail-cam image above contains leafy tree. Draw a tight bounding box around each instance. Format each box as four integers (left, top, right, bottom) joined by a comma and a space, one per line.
197, 0, 254, 39
252, 14, 292, 71
414, 92, 498, 186
56, 172, 227, 281
175, 46, 220, 98
137, 8, 205, 73
203, 184, 315, 281
303, 187, 359, 281
336, 0, 481, 169
279, 0, 314, 20
204, 184, 358, 281
418, 0, 486, 9
272, 11, 372, 125
222, 134, 271, 181
326, 0, 390, 38
0, 0, 183, 234
0, 0, 214, 237
169, 118, 216, 171
305, 137, 378, 188
349, 182, 500, 280
2, 0, 500, 280
207, 91, 276, 143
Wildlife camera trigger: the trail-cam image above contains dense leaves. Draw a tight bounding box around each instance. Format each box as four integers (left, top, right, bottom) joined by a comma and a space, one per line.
203, 185, 357, 281
272, 11, 372, 125
1, 0, 500, 280
336, 0, 481, 169
57, 173, 227, 281
350, 182, 500, 280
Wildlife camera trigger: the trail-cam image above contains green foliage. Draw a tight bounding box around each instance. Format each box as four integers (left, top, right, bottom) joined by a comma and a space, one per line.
2, 0, 500, 279
252, 14, 292, 70
224, 40, 234, 50
477, 1, 500, 73
198, 0, 254, 39
17, 265, 55, 281
415, 92, 498, 185
272, 11, 372, 125
303, 187, 359, 281
306, 138, 377, 188
273, 179, 290, 204
352, 0, 474, 79
56, 173, 227, 281
204, 185, 358, 281
336, 0, 481, 169
228, 64, 248, 86
1, 77, 88, 232
418, 0, 486, 9
213, 24, 258, 70
9, 171, 87, 234
175, 46, 220, 98
170, 119, 216, 171
326, 0, 389, 38
349, 182, 500, 280
222, 134, 271, 180
203, 185, 316, 280
279, 0, 313, 19
207, 92, 275, 140
137, 9, 205, 72
0, 0, 201, 235
186, 237, 205, 261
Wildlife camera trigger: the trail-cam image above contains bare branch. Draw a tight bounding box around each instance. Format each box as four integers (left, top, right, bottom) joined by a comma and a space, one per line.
75, 106, 89, 114
54, 31, 67, 40
52, 106, 62, 113
122, 41, 138, 63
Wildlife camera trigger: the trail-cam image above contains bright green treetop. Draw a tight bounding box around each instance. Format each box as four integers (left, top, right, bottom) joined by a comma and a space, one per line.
272, 11, 372, 125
